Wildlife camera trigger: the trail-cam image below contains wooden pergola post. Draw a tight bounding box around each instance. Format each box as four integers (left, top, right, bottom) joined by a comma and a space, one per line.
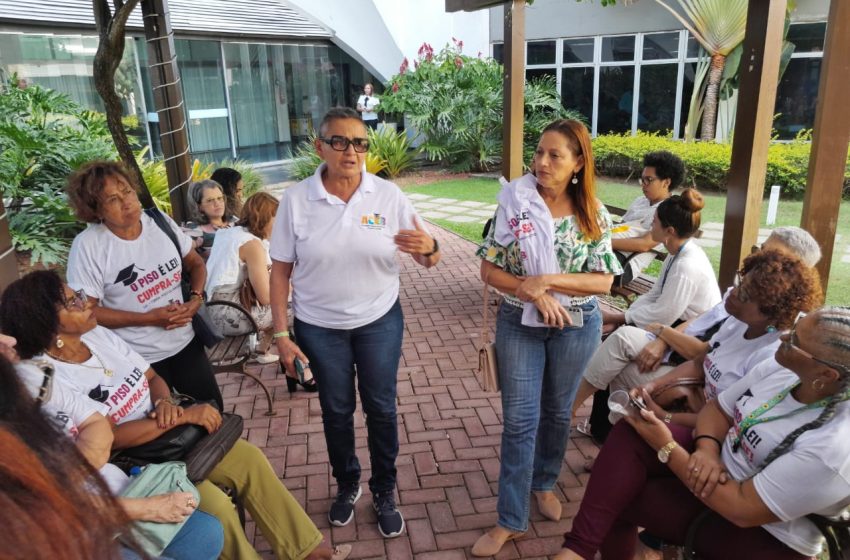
141, 0, 192, 222
800, 0, 849, 291
501, 0, 525, 181
717, 0, 787, 289
0, 200, 19, 292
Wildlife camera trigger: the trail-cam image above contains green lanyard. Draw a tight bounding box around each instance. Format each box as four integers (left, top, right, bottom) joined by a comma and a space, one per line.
732, 382, 850, 452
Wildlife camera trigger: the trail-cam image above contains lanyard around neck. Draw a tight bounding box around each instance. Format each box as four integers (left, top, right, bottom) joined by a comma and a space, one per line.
659, 239, 688, 291
732, 382, 850, 452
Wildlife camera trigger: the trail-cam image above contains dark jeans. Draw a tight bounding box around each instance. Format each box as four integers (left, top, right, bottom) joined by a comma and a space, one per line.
363, 119, 378, 130
294, 299, 403, 494
151, 335, 223, 410
563, 422, 806, 560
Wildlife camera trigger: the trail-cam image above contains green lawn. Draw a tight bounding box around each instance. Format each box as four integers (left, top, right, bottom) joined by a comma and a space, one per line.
404, 177, 849, 305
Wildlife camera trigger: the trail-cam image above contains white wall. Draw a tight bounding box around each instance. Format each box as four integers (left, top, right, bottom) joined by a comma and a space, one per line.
373, 0, 489, 64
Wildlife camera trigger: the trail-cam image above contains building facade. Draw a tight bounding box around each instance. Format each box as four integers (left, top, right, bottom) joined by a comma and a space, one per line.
0, 0, 400, 164
489, 0, 829, 140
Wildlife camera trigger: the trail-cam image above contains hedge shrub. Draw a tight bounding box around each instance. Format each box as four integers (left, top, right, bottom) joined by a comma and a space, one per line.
592, 131, 850, 198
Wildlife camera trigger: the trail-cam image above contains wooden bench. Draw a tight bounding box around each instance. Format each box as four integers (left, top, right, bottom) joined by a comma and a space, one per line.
205, 299, 276, 416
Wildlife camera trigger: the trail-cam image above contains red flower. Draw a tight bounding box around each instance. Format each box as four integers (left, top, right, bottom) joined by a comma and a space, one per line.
392, 82, 399, 93
399, 57, 409, 75
454, 56, 463, 69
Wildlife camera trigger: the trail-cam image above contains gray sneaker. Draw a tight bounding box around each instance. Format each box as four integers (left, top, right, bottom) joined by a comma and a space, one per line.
328, 483, 361, 526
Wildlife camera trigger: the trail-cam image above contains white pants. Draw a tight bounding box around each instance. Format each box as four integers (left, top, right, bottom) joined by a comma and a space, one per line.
583, 325, 676, 394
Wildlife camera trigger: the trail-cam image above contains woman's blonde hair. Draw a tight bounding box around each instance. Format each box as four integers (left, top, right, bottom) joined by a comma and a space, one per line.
237, 192, 279, 239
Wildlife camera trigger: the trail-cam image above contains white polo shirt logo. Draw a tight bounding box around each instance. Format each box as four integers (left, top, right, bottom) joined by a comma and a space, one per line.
361, 212, 388, 230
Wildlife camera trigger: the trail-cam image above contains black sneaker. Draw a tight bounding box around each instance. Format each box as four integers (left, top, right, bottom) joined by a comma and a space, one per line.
328, 483, 361, 527
373, 491, 405, 538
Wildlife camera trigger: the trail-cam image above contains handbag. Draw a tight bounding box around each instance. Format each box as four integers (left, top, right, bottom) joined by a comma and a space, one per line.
143, 208, 224, 348
807, 512, 850, 560
239, 276, 258, 310
112, 396, 243, 482
120, 461, 200, 557
476, 277, 500, 393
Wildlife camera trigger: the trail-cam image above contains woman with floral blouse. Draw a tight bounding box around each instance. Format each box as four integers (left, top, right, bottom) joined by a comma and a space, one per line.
472, 119, 621, 557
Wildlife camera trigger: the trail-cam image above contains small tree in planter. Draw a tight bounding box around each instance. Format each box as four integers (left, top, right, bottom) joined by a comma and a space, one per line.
380, 40, 582, 172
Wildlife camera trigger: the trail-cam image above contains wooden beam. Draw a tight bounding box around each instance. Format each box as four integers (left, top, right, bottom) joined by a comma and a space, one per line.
718, 0, 787, 289
501, 0, 525, 181
141, 0, 192, 223
800, 0, 850, 293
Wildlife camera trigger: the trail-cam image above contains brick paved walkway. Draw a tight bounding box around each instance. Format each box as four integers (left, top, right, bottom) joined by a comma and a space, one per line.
217, 224, 599, 559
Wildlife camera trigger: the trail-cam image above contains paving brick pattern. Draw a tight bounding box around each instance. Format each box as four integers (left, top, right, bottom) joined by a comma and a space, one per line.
217, 224, 598, 559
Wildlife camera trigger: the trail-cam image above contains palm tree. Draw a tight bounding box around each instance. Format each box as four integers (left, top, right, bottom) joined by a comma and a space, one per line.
654, 0, 747, 141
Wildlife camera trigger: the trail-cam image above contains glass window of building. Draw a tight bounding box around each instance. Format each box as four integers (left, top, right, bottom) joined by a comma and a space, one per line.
175, 40, 232, 162
527, 40, 556, 65
686, 34, 702, 59
678, 62, 699, 138
492, 43, 504, 64
598, 65, 635, 133
561, 67, 594, 122
601, 35, 635, 62
563, 38, 594, 64
774, 58, 821, 139
638, 64, 678, 132
642, 32, 679, 60
526, 68, 556, 82
787, 22, 826, 53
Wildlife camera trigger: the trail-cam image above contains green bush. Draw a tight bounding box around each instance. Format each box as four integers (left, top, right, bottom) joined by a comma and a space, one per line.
381, 40, 583, 172
592, 131, 850, 198
289, 133, 387, 181
0, 77, 116, 265
367, 127, 418, 178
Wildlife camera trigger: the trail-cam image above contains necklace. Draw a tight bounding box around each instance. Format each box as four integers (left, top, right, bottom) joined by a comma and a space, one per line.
45, 342, 114, 377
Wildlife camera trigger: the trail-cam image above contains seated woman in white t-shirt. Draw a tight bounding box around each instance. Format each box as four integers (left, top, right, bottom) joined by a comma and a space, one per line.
0, 271, 351, 560
556, 306, 850, 560
611, 151, 685, 284
571, 188, 721, 421
633, 250, 823, 428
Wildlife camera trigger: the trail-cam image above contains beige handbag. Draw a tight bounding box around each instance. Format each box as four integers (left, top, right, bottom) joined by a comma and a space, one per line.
477, 277, 500, 393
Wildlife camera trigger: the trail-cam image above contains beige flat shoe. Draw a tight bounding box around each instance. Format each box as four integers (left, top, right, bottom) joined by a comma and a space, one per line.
534, 491, 563, 521
331, 544, 352, 560
471, 526, 524, 557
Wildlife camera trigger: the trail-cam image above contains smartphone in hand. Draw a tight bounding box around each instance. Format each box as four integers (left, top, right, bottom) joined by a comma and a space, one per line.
293, 357, 307, 384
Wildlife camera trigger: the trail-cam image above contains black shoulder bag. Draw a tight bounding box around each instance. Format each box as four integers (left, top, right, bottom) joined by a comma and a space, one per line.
143, 208, 224, 348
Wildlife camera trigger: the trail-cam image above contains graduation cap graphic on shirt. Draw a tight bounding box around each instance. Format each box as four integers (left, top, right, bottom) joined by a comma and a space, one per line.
114, 264, 144, 286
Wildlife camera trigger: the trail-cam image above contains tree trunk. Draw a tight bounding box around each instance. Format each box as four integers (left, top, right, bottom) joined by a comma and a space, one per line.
91, 0, 155, 208
700, 53, 727, 142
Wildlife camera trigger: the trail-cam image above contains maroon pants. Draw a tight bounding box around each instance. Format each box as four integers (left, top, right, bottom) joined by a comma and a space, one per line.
562, 422, 807, 560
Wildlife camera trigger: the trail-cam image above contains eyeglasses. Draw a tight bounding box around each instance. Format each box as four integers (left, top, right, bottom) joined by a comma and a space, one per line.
61, 288, 88, 311
639, 176, 659, 186
201, 195, 225, 205
320, 135, 370, 153
782, 314, 849, 374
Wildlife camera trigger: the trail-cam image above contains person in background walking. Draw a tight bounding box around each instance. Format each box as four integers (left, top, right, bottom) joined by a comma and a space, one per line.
356, 83, 380, 130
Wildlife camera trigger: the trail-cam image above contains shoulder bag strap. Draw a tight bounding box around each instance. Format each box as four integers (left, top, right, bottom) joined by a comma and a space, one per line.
481, 269, 493, 345
143, 207, 183, 260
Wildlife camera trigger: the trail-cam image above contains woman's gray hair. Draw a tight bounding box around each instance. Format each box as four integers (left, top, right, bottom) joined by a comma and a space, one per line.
188, 179, 224, 225
766, 226, 822, 267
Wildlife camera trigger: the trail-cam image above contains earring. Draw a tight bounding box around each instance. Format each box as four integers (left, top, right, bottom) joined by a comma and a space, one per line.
571, 176, 579, 185
766, 325, 777, 333
812, 378, 826, 392
55, 337, 64, 349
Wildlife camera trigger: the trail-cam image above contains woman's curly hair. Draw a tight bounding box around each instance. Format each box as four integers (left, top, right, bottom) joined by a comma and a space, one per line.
65, 161, 136, 223
740, 249, 823, 329
0, 270, 65, 360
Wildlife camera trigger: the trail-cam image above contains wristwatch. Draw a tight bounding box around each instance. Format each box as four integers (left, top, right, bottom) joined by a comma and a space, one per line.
657, 441, 678, 463
422, 238, 439, 257
190, 289, 207, 303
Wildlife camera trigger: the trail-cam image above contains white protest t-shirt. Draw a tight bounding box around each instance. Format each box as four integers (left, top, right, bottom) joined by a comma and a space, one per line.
357, 94, 380, 121
42, 326, 154, 425
702, 316, 781, 400
719, 358, 850, 557
15, 361, 131, 494
270, 164, 425, 329
67, 213, 194, 362
683, 288, 732, 337
612, 196, 664, 278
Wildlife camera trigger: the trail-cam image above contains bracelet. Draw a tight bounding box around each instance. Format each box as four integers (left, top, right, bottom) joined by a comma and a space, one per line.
154, 397, 177, 408
693, 434, 723, 448
272, 330, 290, 340
189, 290, 206, 302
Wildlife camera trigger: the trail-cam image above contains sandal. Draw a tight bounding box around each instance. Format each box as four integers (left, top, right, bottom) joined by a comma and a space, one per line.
331, 544, 352, 560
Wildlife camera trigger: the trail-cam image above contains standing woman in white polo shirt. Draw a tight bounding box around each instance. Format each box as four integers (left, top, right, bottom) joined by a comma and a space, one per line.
269, 107, 440, 540
356, 83, 380, 130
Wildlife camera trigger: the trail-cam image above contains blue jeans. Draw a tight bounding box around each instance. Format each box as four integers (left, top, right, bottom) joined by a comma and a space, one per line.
495, 299, 602, 532
120, 511, 223, 560
295, 299, 404, 494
